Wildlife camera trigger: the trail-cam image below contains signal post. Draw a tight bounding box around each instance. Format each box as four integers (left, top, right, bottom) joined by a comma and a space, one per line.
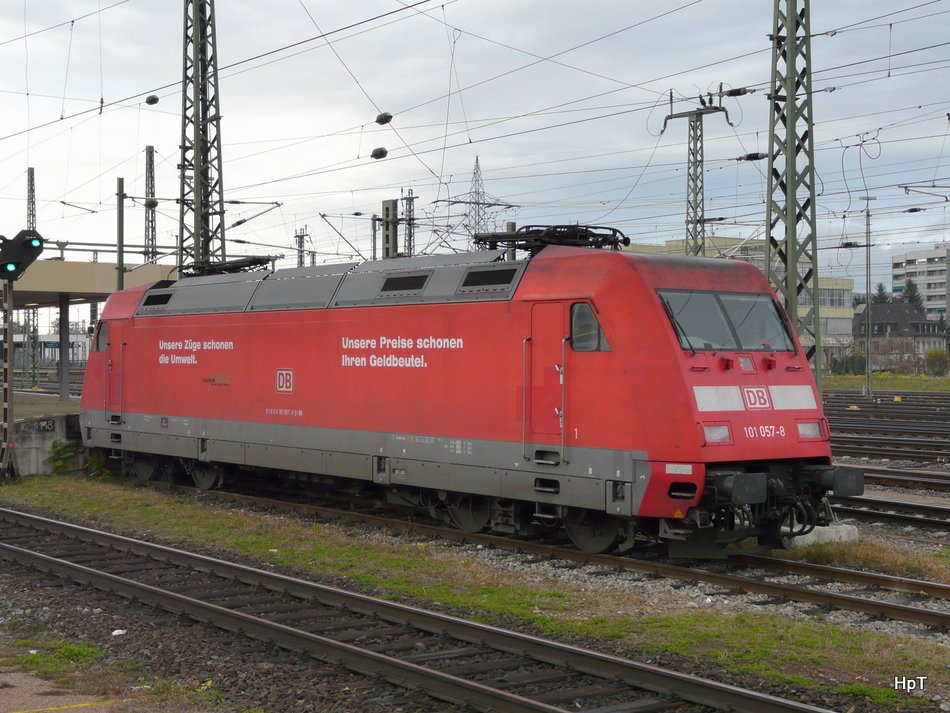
0, 229, 44, 477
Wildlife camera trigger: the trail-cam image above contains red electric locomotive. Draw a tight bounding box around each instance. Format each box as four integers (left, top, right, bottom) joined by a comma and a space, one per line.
80, 225, 862, 556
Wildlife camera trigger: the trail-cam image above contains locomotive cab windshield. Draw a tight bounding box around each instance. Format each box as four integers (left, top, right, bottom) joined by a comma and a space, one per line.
658, 289, 795, 352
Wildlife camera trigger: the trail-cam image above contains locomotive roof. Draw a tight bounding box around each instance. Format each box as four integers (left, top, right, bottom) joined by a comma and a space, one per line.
131, 249, 528, 317
118, 245, 766, 320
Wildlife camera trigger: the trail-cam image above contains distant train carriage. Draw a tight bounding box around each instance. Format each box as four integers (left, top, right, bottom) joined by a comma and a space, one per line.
80, 225, 862, 556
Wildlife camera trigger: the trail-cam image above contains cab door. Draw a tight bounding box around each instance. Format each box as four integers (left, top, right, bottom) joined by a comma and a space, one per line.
529, 303, 565, 440
104, 321, 125, 423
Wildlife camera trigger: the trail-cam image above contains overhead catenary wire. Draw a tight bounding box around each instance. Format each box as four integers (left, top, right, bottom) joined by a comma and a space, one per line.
11, 3, 948, 197
7, 0, 950, 272
0, 0, 442, 145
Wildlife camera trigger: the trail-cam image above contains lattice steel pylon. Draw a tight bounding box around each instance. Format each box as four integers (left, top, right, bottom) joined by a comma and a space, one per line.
144, 145, 158, 263
765, 0, 821, 383
465, 157, 486, 249
403, 189, 416, 257
25, 167, 39, 389
178, 0, 227, 272
26, 168, 35, 231
452, 156, 516, 251
662, 103, 730, 256
686, 114, 705, 256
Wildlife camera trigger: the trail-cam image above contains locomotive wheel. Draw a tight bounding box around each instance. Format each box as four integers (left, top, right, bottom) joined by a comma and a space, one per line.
184, 461, 222, 490
124, 455, 160, 484
563, 508, 622, 554
446, 494, 491, 533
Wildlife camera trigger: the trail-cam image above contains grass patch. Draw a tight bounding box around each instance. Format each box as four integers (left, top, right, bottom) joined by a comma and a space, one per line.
9, 395, 80, 418
823, 373, 950, 392
771, 539, 950, 583
618, 611, 940, 705
834, 683, 914, 706
0, 628, 231, 710
4, 639, 102, 677
1, 472, 947, 707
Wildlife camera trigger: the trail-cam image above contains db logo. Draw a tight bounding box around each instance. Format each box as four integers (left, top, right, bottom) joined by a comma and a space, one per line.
742, 386, 771, 410
276, 368, 294, 393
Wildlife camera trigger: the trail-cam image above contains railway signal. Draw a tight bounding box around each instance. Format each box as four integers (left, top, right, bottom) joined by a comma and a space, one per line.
0, 229, 45, 281
0, 228, 45, 479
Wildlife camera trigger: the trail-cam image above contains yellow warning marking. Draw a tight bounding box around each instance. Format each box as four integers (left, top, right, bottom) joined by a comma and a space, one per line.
9, 701, 121, 713
673, 508, 683, 518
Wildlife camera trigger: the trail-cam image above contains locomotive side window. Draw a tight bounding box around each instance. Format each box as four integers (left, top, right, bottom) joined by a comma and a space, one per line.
658, 290, 794, 352
94, 322, 109, 352
571, 303, 610, 352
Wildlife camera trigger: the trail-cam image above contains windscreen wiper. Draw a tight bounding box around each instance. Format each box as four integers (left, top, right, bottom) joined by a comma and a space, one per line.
660, 295, 697, 356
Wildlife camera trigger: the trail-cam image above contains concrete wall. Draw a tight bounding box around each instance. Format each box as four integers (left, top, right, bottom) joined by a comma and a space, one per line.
11, 414, 80, 476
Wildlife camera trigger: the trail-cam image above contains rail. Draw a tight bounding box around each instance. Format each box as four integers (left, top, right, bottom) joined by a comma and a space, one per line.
0, 507, 836, 713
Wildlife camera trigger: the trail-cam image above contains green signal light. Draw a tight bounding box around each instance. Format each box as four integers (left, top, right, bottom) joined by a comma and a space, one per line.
29, 238, 41, 248
4, 263, 16, 272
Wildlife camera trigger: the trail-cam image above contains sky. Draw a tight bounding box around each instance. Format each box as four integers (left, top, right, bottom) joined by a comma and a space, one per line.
0, 0, 948, 325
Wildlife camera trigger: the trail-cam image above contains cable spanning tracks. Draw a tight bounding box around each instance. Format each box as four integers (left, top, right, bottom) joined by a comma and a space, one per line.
155, 487, 950, 629
0, 508, 833, 713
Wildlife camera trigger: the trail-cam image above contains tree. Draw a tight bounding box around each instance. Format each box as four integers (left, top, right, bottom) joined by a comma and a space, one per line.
872, 282, 890, 304
879, 335, 917, 374
925, 348, 949, 376
902, 279, 924, 313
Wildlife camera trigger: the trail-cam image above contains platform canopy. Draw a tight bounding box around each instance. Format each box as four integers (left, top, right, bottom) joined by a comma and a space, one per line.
11, 260, 177, 309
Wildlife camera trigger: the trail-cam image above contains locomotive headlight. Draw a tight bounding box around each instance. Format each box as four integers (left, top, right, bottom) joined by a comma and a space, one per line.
797, 421, 822, 440
702, 424, 732, 444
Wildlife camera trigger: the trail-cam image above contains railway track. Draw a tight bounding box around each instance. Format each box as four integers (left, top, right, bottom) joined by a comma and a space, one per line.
857, 464, 950, 492
0, 507, 837, 713
831, 495, 950, 530
831, 433, 950, 462
825, 389, 950, 463
146, 486, 950, 629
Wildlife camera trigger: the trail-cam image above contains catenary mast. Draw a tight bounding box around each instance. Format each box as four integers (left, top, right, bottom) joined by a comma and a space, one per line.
178, 0, 227, 272
765, 0, 821, 385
